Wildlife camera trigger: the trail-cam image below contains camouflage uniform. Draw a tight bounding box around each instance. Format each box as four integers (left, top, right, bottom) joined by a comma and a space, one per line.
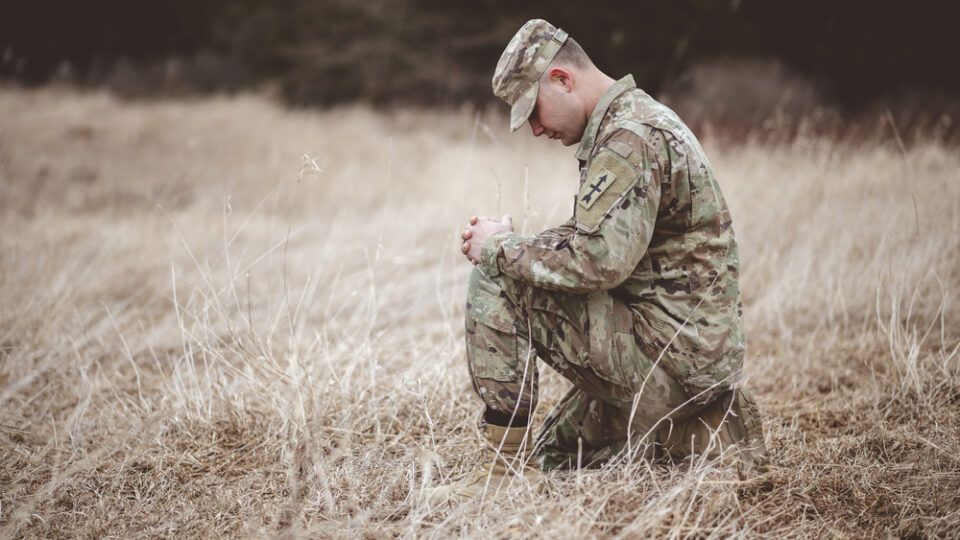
470, 19, 764, 471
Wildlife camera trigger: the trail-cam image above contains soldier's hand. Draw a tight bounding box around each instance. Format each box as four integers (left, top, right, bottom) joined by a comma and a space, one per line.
461, 215, 513, 264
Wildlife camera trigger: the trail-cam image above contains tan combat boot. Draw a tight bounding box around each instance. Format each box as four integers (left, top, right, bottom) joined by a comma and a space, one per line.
658, 387, 769, 478
425, 422, 541, 507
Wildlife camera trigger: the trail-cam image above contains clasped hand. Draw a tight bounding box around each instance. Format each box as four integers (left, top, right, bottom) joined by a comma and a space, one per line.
460, 215, 513, 265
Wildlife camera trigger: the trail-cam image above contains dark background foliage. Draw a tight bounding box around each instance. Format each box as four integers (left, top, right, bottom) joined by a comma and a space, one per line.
2, 0, 958, 113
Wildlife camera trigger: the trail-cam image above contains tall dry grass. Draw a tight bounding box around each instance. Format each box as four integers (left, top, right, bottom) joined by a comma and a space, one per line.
1, 88, 958, 538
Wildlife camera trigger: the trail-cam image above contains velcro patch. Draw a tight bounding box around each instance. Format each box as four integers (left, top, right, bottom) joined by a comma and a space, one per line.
575, 150, 640, 233
577, 167, 616, 210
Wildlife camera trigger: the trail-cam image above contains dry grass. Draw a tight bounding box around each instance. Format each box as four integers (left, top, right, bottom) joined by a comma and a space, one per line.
1, 87, 958, 538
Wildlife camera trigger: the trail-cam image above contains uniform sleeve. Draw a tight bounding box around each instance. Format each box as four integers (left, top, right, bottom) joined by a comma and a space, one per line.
536, 217, 577, 241
479, 129, 662, 293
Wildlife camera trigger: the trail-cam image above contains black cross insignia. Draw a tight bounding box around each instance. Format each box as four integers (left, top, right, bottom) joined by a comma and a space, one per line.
580, 173, 609, 205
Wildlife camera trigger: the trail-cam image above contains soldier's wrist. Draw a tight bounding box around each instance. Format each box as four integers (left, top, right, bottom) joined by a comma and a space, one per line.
479, 231, 512, 277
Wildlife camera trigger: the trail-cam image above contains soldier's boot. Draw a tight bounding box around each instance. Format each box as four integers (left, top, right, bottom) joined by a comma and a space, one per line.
658, 388, 769, 478
425, 422, 541, 507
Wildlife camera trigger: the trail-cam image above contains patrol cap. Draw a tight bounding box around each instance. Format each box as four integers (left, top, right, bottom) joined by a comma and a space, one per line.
492, 19, 569, 132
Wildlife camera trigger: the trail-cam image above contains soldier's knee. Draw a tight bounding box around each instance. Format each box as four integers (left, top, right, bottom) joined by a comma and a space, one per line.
467, 265, 485, 295
466, 267, 520, 330
467, 267, 503, 311
468, 266, 527, 310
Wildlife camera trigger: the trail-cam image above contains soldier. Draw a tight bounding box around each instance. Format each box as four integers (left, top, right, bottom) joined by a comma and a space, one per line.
428, 19, 767, 504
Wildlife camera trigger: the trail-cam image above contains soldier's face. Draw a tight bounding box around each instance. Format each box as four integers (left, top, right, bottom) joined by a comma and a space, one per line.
528, 72, 587, 146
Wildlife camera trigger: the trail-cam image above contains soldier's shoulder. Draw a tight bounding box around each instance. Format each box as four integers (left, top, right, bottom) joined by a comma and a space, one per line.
597, 89, 705, 170
593, 128, 669, 178
601, 88, 692, 142
594, 91, 657, 144
594, 112, 664, 170
593, 128, 647, 171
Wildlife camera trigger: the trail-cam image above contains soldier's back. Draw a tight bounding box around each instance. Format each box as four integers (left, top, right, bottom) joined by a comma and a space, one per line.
596, 88, 747, 404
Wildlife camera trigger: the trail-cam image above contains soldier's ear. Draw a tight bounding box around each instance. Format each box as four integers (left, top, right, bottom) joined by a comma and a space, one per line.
547, 67, 573, 92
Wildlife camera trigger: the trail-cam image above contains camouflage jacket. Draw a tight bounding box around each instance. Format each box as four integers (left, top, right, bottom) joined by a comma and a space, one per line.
479, 75, 745, 400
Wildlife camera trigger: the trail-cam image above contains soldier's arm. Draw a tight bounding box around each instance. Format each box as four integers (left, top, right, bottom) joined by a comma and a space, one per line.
472, 217, 575, 265
479, 129, 662, 293
536, 217, 576, 241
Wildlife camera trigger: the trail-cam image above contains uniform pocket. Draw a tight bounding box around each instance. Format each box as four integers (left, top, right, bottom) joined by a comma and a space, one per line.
465, 269, 519, 382
466, 316, 519, 382
467, 272, 517, 335
584, 292, 635, 389
611, 330, 645, 389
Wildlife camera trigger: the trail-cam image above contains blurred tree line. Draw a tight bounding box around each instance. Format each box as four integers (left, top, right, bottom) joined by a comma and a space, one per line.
2, 0, 958, 114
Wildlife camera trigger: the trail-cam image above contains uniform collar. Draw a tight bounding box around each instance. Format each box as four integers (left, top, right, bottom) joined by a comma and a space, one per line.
574, 74, 637, 162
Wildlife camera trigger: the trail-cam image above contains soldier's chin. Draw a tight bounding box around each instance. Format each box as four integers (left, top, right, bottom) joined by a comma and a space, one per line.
561, 135, 582, 146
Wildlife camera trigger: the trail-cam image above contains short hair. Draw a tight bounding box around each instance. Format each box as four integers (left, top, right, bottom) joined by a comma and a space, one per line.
550, 37, 593, 70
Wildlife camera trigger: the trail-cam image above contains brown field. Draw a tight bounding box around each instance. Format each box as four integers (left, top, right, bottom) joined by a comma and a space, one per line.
1, 88, 958, 538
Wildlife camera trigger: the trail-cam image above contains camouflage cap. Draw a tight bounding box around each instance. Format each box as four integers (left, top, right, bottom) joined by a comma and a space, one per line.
492, 19, 569, 132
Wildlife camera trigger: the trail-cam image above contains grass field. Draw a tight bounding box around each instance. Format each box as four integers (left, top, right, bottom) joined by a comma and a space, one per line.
1, 88, 958, 538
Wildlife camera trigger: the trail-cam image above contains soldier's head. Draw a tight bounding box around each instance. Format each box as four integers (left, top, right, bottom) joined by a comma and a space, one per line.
492, 19, 608, 146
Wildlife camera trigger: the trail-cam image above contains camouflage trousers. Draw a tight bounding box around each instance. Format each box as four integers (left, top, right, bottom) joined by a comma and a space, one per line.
465, 267, 754, 471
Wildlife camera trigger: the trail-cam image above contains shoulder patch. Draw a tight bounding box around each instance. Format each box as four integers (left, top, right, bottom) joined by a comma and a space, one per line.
605, 140, 634, 160
575, 149, 641, 233
578, 164, 616, 211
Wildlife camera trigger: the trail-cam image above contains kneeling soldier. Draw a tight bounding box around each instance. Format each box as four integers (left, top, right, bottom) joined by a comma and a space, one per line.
430, 19, 768, 505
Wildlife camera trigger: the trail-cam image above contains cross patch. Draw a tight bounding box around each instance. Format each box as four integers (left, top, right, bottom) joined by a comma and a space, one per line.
574, 148, 641, 234
578, 168, 616, 210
